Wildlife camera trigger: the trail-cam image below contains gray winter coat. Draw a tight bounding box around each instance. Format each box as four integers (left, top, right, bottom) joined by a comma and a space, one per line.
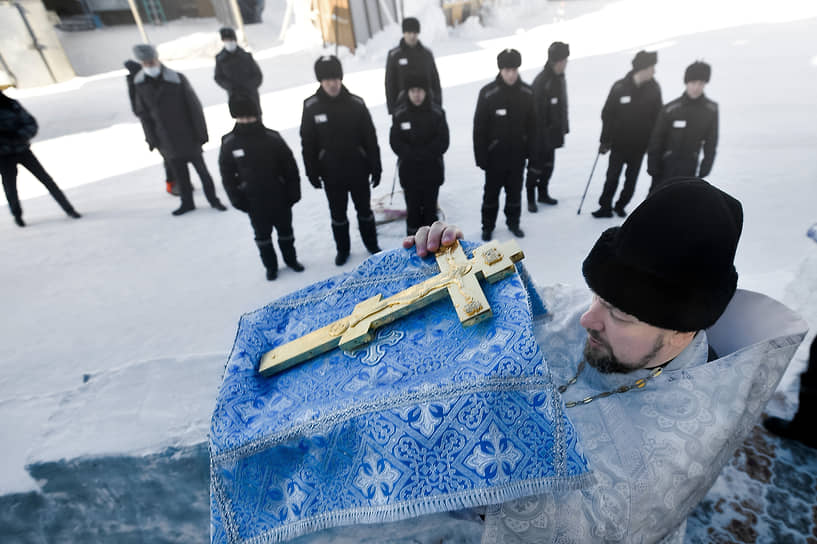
132, 66, 208, 159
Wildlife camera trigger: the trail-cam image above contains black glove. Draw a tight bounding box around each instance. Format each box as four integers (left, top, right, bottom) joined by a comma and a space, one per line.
309, 176, 322, 189
599, 143, 610, 155
371, 172, 381, 188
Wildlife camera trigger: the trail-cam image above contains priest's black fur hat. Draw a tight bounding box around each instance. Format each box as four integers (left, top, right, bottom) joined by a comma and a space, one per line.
547, 41, 570, 63
497, 48, 522, 69
402, 17, 420, 33
314, 55, 343, 81
632, 50, 657, 71
685, 61, 711, 83
582, 178, 743, 332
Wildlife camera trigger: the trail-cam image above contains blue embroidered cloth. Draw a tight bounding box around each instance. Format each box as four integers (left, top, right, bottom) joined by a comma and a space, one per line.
209, 242, 591, 543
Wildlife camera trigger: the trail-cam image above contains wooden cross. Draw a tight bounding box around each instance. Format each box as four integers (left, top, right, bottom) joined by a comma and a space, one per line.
258, 240, 524, 377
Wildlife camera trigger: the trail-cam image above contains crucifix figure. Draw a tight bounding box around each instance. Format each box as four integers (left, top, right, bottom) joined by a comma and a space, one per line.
258, 240, 525, 376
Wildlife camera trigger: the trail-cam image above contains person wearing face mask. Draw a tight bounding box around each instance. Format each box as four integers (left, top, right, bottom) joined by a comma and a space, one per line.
300, 55, 383, 266
219, 94, 304, 281
384, 17, 442, 116
214, 27, 263, 115
472, 48, 536, 241
647, 61, 718, 193
389, 72, 450, 236
131, 43, 227, 216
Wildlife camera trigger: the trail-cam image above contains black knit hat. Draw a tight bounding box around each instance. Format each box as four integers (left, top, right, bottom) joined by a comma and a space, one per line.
220, 27, 237, 41
684, 61, 711, 83
548, 41, 570, 63
632, 50, 657, 71
314, 55, 343, 81
582, 178, 743, 332
228, 94, 259, 118
402, 17, 420, 33
404, 71, 428, 91
497, 48, 522, 69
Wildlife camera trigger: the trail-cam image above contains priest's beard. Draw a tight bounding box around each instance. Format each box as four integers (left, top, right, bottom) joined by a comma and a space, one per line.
583, 329, 665, 374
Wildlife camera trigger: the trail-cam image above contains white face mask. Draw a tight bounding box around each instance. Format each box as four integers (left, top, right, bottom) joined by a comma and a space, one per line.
224, 41, 238, 52
143, 65, 161, 78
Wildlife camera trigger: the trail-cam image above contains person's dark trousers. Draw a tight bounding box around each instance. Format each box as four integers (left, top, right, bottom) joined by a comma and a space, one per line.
325, 180, 379, 253
1, 150, 77, 219
482, 166, 524, 232
169, 154, 220, 208
599, 150, 644, 211
163, 159, 175, 183
526, 147, 555, 204
403, 183, 440, 236
250, 209, 300, 275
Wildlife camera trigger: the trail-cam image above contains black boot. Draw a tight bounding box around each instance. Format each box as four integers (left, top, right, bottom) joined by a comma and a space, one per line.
526, 186, 538, 213
359, 214, 381, 254
172, 203, 195, 216
14, 215, 25, 227
509, 225, 525, 238
278, 235, 305, 272
255, 239, 278, 280
591, 207, 613, 218
613, 204, 627, 218
332, 221, 351, 266
538, 181, 558, 205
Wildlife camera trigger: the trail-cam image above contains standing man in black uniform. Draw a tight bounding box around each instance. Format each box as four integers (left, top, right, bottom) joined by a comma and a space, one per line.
131, 44, 227, 216
214, 27, 263, 114
0, 90, 81, 227
389, 72, 450, 236
384, 17, 442, 115
647, 61, 718, 193
592, 50, 662, 218
527, 41, 569, 211
473, 48, 535, 241
300, 55, 382, 265
220, 94, 304, 281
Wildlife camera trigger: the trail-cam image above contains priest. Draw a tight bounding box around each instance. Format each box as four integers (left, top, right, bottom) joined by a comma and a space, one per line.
210, 178, 806, 543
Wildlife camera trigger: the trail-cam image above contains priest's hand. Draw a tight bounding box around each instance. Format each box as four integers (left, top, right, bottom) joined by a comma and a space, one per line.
403, 221, 463, 258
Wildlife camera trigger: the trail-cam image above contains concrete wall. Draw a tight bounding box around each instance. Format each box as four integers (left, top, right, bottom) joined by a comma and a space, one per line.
0, 0, 75, 88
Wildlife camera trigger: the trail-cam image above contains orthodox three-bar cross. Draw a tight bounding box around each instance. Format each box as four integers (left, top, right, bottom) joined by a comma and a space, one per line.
258, 240, 524, 376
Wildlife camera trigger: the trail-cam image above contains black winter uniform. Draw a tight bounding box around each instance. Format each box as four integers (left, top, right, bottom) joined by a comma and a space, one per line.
132, 66, 222, 209
0, 93, 78, 222
385, 39, 442, 115
214, 47, 263, 112
473, 75, 536, 232
597, 73, 662, 211
647, 92, 718, 191
125, 60, 174, 185
389, 95, 449, 235
219, 121, 302, 274
300, 85, 382, 255
527, 62, 569, 202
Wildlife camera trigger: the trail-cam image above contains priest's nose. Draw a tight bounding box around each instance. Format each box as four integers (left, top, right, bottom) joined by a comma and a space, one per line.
579, 296, 605, 332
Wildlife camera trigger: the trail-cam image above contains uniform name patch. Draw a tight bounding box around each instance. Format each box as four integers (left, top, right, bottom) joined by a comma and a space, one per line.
400, 121, 411, 130
550, 97, 558, 104
673, 119, 687, 128
232, 149, 245, 158
620, 95, 631, 104
495, 108, 507, 116
398, 58, 408, 65
314, 113, 328, 124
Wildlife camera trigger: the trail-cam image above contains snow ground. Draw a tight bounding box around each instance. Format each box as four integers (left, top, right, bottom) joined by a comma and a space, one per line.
1, 0, 816, 537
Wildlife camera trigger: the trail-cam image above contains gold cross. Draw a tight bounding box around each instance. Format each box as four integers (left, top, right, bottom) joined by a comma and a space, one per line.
258, 240, 524, 377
